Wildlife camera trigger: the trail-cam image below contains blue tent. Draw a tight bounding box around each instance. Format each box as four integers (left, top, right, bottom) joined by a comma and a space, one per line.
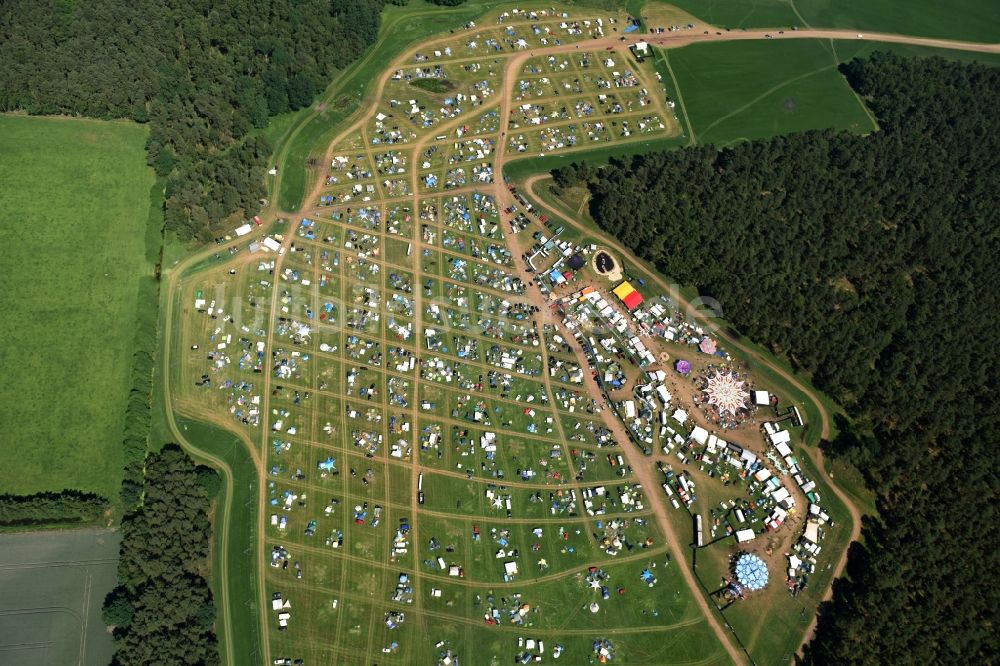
734, 553, 769, 591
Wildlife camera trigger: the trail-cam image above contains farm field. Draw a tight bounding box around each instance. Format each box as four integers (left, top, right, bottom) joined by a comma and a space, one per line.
661, 39, 877, 146
0, 528, 120, 666
655, 36, 1000, 149
0, 115, 155, 499
661, 0, 1000, 43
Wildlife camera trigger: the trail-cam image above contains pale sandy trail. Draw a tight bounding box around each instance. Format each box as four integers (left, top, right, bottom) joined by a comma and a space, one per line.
696, 28, 999, 53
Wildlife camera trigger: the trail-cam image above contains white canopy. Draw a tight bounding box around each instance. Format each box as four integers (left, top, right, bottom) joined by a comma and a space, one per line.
770, 429, 792, 445
689, 426, 709, 445
803, 521, 821, 543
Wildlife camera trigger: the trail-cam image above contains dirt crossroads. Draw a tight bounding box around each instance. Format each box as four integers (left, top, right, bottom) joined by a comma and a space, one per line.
161, 12, 998, 665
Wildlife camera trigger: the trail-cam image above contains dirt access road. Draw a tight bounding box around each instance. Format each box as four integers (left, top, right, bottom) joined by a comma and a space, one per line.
485, 34, 758, 663
159, 17, 998, 665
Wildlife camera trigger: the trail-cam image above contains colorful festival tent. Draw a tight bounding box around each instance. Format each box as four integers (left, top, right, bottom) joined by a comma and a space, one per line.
612, 281, 644, 310
704, 371, 750, 416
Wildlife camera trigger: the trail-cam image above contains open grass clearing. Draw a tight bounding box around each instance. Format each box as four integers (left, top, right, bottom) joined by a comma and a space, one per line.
0, 115, 155, 500
641, 2, 707, 31
663, 39, 876, 147
410, 78, 458, 95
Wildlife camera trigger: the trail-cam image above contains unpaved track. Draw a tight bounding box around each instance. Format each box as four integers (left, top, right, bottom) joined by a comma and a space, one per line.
300, 27, 999, 212
160, 266, 260, 663
490, 37, 750, 665
159, 16, 998, 665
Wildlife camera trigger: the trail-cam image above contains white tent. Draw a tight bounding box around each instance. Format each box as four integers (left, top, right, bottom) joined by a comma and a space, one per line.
771, 487, 791, 504
770, 429, 792, 446
803, 521, 821, 544
689, 426, 709, 445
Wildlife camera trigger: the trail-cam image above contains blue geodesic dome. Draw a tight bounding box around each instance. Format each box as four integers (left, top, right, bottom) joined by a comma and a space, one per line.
734, 553, 769, 591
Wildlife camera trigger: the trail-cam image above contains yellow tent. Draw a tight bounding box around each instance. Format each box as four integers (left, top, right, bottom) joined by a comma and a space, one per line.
613, 281, 636, 300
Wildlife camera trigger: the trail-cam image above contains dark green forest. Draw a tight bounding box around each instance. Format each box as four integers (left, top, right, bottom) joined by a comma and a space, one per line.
0, 490, 109, 527
555, 53, 999, 664
103, 445, 221, 665
0, 0, 395, 239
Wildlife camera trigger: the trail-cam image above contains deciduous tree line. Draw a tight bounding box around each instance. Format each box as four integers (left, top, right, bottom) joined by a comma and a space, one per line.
103, 445, 222, 665
555, 53, 999, 665
0, 491, 109, 527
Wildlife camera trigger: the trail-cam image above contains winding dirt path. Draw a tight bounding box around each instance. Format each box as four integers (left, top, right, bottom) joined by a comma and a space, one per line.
160, 263, 262, 663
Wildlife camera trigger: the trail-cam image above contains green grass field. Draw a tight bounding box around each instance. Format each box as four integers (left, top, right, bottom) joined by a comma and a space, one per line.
0, 528, 121, 665
829, 38, 1000, 67
660, 0, 1000, 42
0, 115, 154, 499
663, 0, 797, 30
662, 39, 877, 147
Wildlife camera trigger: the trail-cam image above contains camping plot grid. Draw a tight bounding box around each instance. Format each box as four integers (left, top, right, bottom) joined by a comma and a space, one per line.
173, 86, 709, 666
171, 4, 844, 665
